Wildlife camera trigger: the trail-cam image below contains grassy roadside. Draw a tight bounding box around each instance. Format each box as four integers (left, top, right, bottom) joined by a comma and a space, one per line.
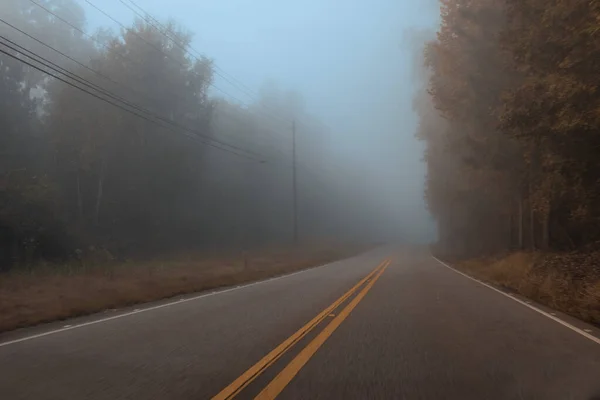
449, 251, 600, 326
0, 243, 369, 333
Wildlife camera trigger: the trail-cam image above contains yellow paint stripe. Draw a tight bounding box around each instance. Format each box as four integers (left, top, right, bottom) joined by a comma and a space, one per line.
211, 258, 389, 400
254, 261, 390, 400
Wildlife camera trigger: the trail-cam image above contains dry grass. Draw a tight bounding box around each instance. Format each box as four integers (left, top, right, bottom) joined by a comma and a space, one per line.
0, 243, 366, 333
455, 252, 600, 326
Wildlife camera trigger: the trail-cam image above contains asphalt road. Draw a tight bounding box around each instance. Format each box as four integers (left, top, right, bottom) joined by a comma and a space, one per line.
1, 247, 600, 399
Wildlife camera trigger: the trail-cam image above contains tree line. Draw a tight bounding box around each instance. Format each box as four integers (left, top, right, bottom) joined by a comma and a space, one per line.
417, 0, 600, 258
0, 0, 380, 269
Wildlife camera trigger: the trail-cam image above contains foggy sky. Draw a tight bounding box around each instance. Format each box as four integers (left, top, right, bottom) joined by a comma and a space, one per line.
83, 0, 439, 242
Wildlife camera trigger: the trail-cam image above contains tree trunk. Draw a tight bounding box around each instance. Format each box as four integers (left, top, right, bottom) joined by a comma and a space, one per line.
76, 169, 83, 222
94, 158, 107, 227
508, 205, 514, 249
518, 195, 524, 249
11, 235, 20, 268
541, 207, 550, 250
528, 139, 540, 250
529, 198, 535, 250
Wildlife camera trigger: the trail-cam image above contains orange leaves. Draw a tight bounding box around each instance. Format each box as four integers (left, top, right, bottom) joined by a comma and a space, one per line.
419, 0, 600, 254
416, 0, 528, 254
502, 0, 600, 147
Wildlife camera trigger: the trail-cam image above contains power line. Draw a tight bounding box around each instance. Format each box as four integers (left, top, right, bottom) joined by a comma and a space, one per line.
207, 105, 342, 179
0, 19, 318, 173
1, 35, 332, 181
0, 18, 282, 161
81, 0, 275, 119
0, 18, 205, 126
211, 107, 342, 179
210, 107, 340, 179
5, 3, 339, 180
119, 0, 261, 102
212, 106, 290, 149
0, 18, 130, 96
0, 35, 163, 123
0, 41, 265, 162
19, 0, 298, 161
205, 106, 338, 181
0, 36, 336, 180
97, 0, 313, 130
27, 0, 300, 135
119, 0, 299, 125
27, 0, 257, 123
23, 0, 210, 112
1, 40, 337, 196
0, 36, 265, 159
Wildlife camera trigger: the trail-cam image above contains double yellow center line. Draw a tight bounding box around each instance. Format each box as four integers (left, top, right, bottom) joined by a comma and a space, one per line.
212, 257, 391, 400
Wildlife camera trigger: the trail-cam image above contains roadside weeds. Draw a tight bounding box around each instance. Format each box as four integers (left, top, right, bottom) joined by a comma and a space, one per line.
0, 244, 367, 333
452, 252, 600, 327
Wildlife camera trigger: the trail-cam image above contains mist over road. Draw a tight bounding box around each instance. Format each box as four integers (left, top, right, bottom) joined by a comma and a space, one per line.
1, 247, 599, 400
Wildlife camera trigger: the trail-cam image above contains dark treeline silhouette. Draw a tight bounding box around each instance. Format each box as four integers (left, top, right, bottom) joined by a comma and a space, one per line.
0, 0, 385, 270
416, 0, 600, 259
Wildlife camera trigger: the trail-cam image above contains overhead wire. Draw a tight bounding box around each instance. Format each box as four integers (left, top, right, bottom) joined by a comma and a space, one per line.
22, 0, 307, 164
0, 39, 336, 191
27, 0, 266, 125
118, 0, 263, 102
23, 0, 215, 113
0, 27, 308, 174
0, 41, 265, 162
7, 2, 340, 180
81, 0, 281, 122
97, 0, 316, 131
1, 24, 291, 163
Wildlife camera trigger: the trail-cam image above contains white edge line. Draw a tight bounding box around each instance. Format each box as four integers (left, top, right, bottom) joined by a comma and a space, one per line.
432, 256, 600, 346
0, 256, 360, 348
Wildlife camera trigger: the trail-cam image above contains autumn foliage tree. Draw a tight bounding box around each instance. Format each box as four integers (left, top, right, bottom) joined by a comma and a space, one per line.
418, 0, 600, 257
501, 0, 600, 249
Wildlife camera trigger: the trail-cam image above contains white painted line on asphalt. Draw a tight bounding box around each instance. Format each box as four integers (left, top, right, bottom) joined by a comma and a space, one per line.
432, 256, 600, 346
0, 257, 356, 348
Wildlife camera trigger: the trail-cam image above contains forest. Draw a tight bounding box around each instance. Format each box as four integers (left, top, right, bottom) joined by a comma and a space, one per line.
0, 0, 390, 271
417, 0, 600, 258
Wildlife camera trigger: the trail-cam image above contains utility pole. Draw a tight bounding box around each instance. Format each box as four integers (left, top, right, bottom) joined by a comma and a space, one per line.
292, 119, 298, 243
